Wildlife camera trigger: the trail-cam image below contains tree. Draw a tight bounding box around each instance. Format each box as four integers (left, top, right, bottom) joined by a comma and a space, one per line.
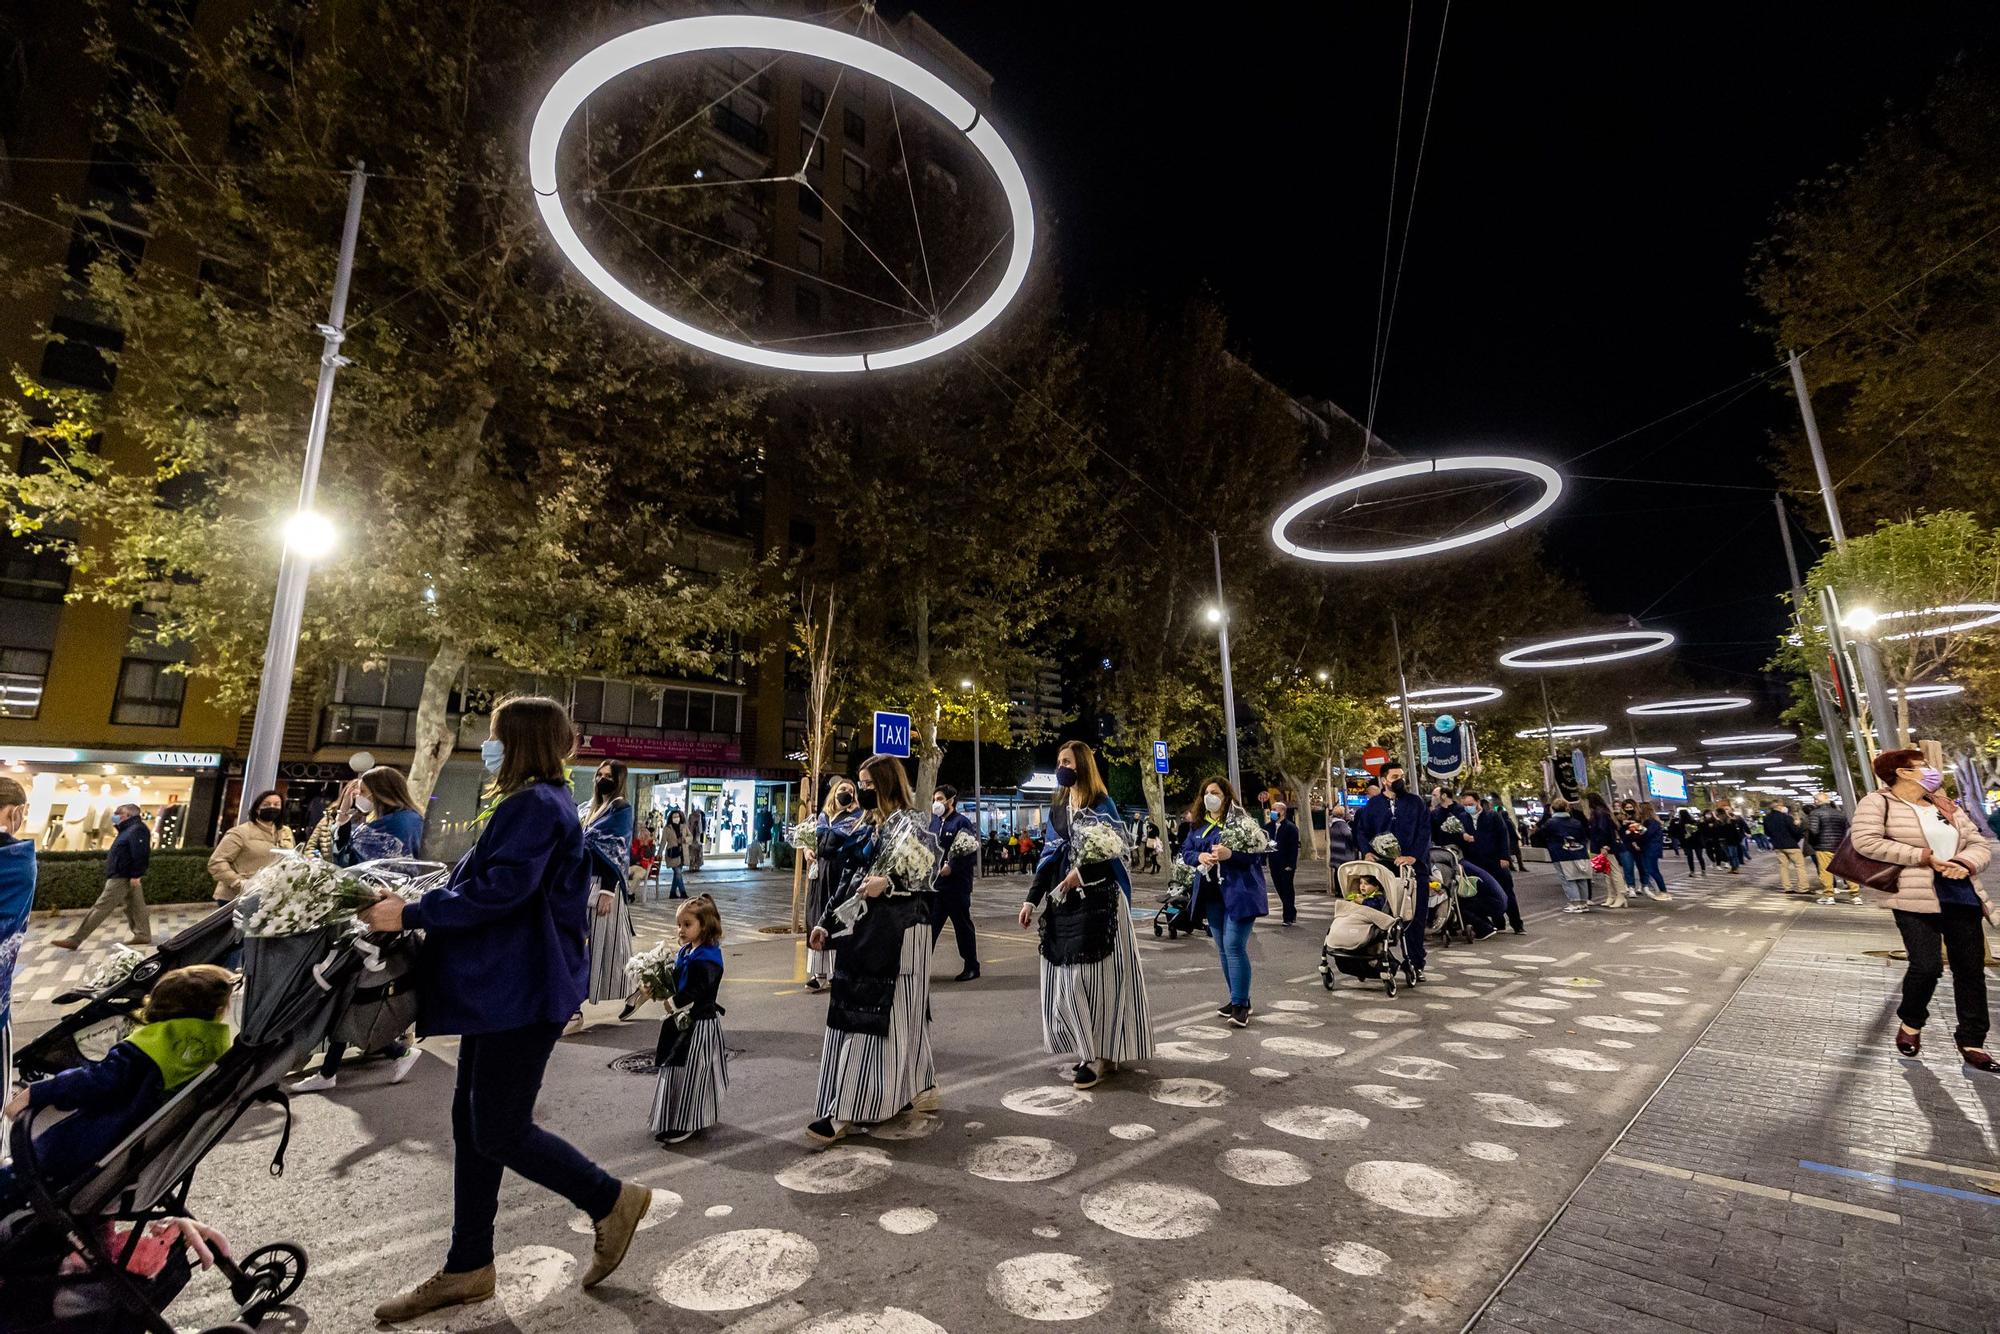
0, 4, 782, 805
1251, 668, 1393, 861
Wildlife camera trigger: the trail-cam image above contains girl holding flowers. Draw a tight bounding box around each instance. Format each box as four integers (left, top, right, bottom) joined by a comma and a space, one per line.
1019, 740, 1153, 1089
1179, 775, 1270, 1028
803, 755, 939, 1145
642, 895, 727, 1145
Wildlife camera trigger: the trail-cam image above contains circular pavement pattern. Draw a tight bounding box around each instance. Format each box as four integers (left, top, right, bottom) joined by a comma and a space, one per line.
1344, 1160, 1491, 1218
987, 1252, 1115, 1322
1471, 1092, 1570, 1128
879, 1207, 939, 1235
776, 1145, 894, 1195
1218, 1147, 1314, 1186
1322, 1240, 1394, 1276
1003, 1086, 1095, 1117
1080, 1180, 1221, 1240
1576, 1015, 1663, 1033
964, 1136, 1079, 1183
655, 1229, 820, 1312
1262, 1105, 1371, 1141
1149, 1078, 1233, 1108
1154, 1279, 1331, 1334
1462, 1141, 1519, 1162
1109, 1123, 1156, 1140
1528, 1047, 1623, 1072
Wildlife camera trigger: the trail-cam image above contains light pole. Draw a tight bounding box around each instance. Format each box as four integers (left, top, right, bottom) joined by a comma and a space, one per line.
1205, 598, 1242, 800
960, 678, 982, 877
239, 165, 367, 821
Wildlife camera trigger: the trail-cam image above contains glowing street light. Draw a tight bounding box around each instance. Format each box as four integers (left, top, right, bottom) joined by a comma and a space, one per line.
1840, 606, 1880, 634
282, 510, 338, 559
1204, 605, 1224, 626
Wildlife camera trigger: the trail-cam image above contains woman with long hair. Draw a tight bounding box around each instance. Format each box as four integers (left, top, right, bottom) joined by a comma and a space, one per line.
361, 697, 649, 1323
1625, 801, 1671, 899
659, 808, 690, 899
1179, 775, 1269, 1027
1018, 740, 1152, 1089
803, 777, 862, 993
804, 754, 939, 1144
1581, 791, 1629, 908
577, 760, 635, 1026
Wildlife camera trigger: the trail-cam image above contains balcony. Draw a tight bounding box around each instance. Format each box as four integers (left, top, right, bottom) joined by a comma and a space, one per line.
320, 703, 447, 750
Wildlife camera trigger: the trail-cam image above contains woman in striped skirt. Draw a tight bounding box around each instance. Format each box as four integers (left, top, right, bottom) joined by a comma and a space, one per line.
650, 895, 728, 1145
579, 762, 636, 1021
1018, 740, 1153, 1089
804, 754, 938, 1145
802, 778, 862, 992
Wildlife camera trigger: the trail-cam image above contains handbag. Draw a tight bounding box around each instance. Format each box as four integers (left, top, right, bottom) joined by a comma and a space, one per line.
1588, 851, 1611, 875
1824, 797, 1904, 893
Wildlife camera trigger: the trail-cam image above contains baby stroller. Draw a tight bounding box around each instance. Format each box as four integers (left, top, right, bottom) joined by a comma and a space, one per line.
1427, 847, 1476, 948
0, 929, 373, 1333
1152, 863, 1202, 939
17, 904, 242, 1082
1321, 859, 1419, 996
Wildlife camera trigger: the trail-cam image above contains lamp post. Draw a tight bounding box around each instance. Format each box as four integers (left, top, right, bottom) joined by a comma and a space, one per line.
960, 678, 982, 877
239, 165, 366, 821
1205, 597, 1242, 800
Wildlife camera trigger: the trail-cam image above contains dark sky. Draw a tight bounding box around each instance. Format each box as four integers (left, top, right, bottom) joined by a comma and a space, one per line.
902, 3, 1998, 686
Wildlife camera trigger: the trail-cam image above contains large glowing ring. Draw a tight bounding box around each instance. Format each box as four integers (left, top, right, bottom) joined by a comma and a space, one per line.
528, 16, 1034, 373
1708, 756, 1781, 767
1878, 603, 2000, 642
1270, 456, 1562, 565
1699, 733, 1794, 747
1887, 682, 1965, 701
1625, 695, 1750, 717
1600, 745, 1677, 757
1514, 723, 1608, 740
1497, 630, 1676, 670
1384, 685, 1504, 711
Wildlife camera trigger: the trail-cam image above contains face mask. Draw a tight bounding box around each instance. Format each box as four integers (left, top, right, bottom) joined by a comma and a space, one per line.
857, 787, 879, 811
1203, 793, 1222, 814
256, 807, 280, 825
355, 795, 374, 816
1917, 767, 1944, 793
931, 801, 946, 818
480, 738, 505, 774
1056, 767, 1078, 788
671, 815, 682, 826
1462, 805, 1477, 816
595, 776, 616, 796
1389, 779, 1407, 796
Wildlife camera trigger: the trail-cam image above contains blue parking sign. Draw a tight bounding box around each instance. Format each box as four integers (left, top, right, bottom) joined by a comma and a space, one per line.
874, 711, 912, 758
1153, 740, 1169, 774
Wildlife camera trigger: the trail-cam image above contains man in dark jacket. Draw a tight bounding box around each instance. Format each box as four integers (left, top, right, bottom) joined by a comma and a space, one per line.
929, 785, 980, 979
1470, 795, 1525, 933
1804, 792, 1855, 903
1762, 802, 1809, 894
1268, 800, 1300, 925
55, 803, 151, 950
1354, 763, 1433, 975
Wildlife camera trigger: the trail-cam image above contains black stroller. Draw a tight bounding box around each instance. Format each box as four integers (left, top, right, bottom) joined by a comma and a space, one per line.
1152, 863, 1203, 939
0, 930, 374, 1333
16, 905, 241, 1082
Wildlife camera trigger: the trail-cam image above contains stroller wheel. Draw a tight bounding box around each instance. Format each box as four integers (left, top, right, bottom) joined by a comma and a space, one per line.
1322, 972, 1335, 992
1385, 978, 1397, 997
233, 1241, 308, 1313
1152, 920, 1163, 937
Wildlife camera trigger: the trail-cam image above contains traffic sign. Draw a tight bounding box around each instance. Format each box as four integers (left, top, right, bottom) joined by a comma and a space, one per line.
1152, 740, 1169, 774
1362, 746, 1390, 774
874, 711, 912, 758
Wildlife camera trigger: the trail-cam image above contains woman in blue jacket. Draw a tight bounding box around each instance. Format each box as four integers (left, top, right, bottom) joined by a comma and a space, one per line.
359, 697, 650, 1325
0, 775, 34, 1112
1179, 775, 1268, 1028
1623, 801, 1671, 899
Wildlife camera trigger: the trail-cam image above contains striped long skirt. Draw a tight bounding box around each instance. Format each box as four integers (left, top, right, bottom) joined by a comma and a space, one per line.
650, 1018, 728, 1135
813, 924, 936, 1123
586, 890, 634, 1004
1040, 907, 1154, 1064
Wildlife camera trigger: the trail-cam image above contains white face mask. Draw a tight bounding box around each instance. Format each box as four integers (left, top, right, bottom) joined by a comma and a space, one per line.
355, 795, 374, 816
931, 801, 946, 818
1204, 793, 1223, 814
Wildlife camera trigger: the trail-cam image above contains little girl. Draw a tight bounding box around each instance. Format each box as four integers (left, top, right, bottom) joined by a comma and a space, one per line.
649, 895, 726, 1146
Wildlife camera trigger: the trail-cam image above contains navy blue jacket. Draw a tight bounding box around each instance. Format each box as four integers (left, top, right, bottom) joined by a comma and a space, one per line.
1471, 809, 1513, 867
5, 1043, 164, 1201
1762, 809, 1802, 850
403, 781, 589, 1037
1534, 812, 1591, 864
1269, 817, 1300, 872
1038, 796, 1133, 902
1624, 817, 1665, 858
104, 816, 151, 880
1586, 809, 1619, 855
1354, 790, 1431, 865
1434, 805, 1480, 858
929, 810, 977, 896
334, 807, 425, 866
1179, 819, 1269, 920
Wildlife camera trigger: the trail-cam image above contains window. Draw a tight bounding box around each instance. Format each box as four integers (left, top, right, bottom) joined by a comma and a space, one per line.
801, 81, 826, 117
0, 535, 70, 603
843, 153, 868, 194
112, 657, 184, 727
797, 232, 822, 273
0, 648, 50, 720
843, 106, 865, 145
685, 690, 714, 733
797, 183, 822, 221
40, 316, 123, 391
64, 217, 146, 285
795, 286, 822, 324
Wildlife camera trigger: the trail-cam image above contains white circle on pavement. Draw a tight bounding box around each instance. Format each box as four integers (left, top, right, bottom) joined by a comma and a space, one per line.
1260, 1037, 1346, 1059
1257, 1012, 1327, 1028
1550, 977, 1605, 987
1154, 1279, 1330, 1334
1458, 967, 1519, 979
1438, 1041, 1505, 1060
568, 1188, 681, 1234
1321, 1241, 1392, 1276
1004, 1086, 1094, 1117
1462, 1141, 1519, 1162
1218, 1147, 1314, 1186
878, 1207, 938, 1235
776, 1145, 893, 1194
1149, 1078, 1232, 1108
1345, 1160, 1490, 1218
1471, 1092, 1569, 1128
1529, 1047, 1624, 1072
1173, 1024, 1232, 1040
705, 1205, 733, 1218
1081, 1181, 1220, 1239
655, 1228, 819, 1311
1503, 954, 1559, 963
1355, 1009, 1419, 1024
868, 1111, 944, 1141
1109, 1123, 1156, 1140
798, 1309, 949, 1334
964, 1136, 1079, 1183
1376, 1055, 1457, 1081
1618, 991, 1689, 1005
1033, 1226, 1062, 1239
1576, 1015, 1662, 1033
1447, 1021, 1529, 1040
1271, 999, 1318, 1011
1352, 1084, 1425, 1110
1495, 1011, 1557, 1025
1504, 996, 1573, 1011
1262, 1105, 1371, 1141
1547, 1079, 1581, 1095
1633, 1008, 1666, 1017
1250, 1067, 1293, 1080
1418, 985, 1482, 998
404, 1245, 571, 1330
1156, 1040, 1233, 1063
1349, 1029, 1382, 1040
1596, 1039, 1635, 1050
988, 1252, 1114, 1322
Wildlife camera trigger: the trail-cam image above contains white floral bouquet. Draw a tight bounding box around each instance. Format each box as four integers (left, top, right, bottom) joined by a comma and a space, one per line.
625, 940, 677, 1000
870, 812, 940, 890
948, 829, 979, 860
86, 944, 146, 993
789, 820, 820, 853
1217, 812, 1272, 855
1439, 815, 1465, 838
1071, 816, 1130, 867
239, 855, 434, 938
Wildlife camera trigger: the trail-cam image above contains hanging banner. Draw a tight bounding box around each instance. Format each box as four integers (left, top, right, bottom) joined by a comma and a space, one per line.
1424, 714, 1466, 780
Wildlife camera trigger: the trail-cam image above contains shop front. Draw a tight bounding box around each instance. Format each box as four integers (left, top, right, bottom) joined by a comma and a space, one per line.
0, 744, 226, 851
574, 735, 799, 868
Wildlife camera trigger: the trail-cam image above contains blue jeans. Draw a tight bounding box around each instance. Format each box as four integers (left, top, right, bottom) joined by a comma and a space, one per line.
1637, 850, 1669, 895
1205, 902, 1254, 1007
668, 865, 686, 896
445, 1022, 622, 1273
1617, 850, 1640, 892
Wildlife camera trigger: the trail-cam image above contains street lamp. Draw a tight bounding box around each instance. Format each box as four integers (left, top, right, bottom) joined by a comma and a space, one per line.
282, 510, 338, 559
1203, 603, 1241, 798
960, 678, 983, 877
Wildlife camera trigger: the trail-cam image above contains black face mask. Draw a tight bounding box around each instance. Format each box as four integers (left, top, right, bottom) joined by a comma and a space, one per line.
1388, 779, 1407, 796
1056, 766, 1078, 788
257, 808, 280, 824
595, 777, 616, 797
857, 787, 880, 811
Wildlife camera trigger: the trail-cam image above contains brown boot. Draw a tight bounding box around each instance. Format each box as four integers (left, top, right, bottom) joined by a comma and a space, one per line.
581, 1182, 652, 1288
373, 1266, 496, 1323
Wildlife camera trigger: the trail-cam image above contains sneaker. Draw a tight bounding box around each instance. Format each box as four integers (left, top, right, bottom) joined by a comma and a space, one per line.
581, 1181, 652, 1287
1072, 1062, 1101, 1090
1644, 889, 1671, 901
805, 1117, 851, 1145
1510, 926, 1527, 935
1561, 904, 1589, 914
388, 1048, 422, 1085
374, 1266, 497, 1323
289, 1073, 338, 1094
1817, 895, 1835, 906
50, 939, 78, 952
1216, 1002, 1235, 1017
1227, 1005, 1250, 1029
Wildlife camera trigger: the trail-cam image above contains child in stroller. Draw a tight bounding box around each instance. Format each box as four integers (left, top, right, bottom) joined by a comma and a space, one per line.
1152, 861, 1204, 939
1321, 836, 1420, 996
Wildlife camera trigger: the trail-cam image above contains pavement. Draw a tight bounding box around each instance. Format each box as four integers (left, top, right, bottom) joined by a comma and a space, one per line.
17, 856, 1996, 1333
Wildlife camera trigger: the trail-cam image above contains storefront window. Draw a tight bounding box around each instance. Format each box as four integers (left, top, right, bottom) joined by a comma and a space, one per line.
13, 768, 202, 850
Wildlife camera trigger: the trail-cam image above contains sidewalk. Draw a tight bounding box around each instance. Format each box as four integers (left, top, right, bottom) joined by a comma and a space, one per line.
1471, 894, 2000, 1334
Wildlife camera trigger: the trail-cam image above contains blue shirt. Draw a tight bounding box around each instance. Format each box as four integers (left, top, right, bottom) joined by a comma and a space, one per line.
105, 817, 151, 880
1038, 796, 1132, 901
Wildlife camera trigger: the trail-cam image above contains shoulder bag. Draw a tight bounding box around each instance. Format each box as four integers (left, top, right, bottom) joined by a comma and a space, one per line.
1825, 793, 1904, 892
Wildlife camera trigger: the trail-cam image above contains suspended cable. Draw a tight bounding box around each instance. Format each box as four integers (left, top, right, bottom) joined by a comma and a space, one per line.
1359, 0, 1419, 460
1369, 0, 1453, 430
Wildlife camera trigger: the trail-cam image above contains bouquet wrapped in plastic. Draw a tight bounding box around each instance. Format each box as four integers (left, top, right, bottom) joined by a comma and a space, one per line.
947, 829, 979, 860
1216, 811, 1272, 856
84, 944, 146, 994
240, 855, 439, 939
625, 939, 677, 1000
789, 820, 820, 854
870, 810, 940, 890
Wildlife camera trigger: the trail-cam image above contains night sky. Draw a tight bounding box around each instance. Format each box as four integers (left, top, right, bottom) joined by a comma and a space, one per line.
903, 3, 1998, 685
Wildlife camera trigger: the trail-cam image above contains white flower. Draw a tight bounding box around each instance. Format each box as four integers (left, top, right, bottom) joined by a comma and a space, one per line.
948, 830, 979, 860
86, 944, 146, 992
789, 821, 820, 853
869, 811, 940, 890
1217, 815, 1271, 855
1072, 816, 1130, 867
240, 854, 436, 938
625, 940, 677, 998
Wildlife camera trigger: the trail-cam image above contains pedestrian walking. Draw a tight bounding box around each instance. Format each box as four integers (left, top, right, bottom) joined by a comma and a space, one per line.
54, 803, 151, 951
1181, 775, 1269, 1025
658, 810, 690, 900
687, 805, 706, 872
1763, 801, 1810, 893
206, 792, 294, 908
649, 895, 728, 1145
1672, 807, 1708, 876
1712, 803, 1748, 872
578, 761, 636, 1022
0, 776, 35, 1122
1849, 747, 1997, 1073
1534, 798, 1595, 912
1805, 792, 1855, 904
929, 785, 980, 981
803, 754, 939, 1145
749, 802, 774, 870
1353, 762, 1432, 975
1268, 799, 1301, 925
800, 780, 861, 993
1582, 792, 1630, 908
1469, 794, 1525, 933
361, 695, 652, 1323
1624, 802, 1672, 899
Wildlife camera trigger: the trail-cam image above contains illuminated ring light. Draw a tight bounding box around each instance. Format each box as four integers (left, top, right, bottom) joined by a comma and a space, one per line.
1600, 745, 1677, 757
1700, 733, 1794, 747
1514, 723, 1608, 740
1709, 756, 1781, 767
1625, 695, 1751, 717
1497, 629, 1676, 670
528, 16, 1034, 373
1666, 761, 1704, 770
1877, 603, 2000, 642
1886, 683, 1965, 701
1271, 456, 1563, 565
1384, 685, 1504, 711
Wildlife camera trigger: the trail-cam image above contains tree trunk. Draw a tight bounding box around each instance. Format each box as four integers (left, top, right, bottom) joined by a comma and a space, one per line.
916, 698, 943, 811
1141, 767, 1170, 871
1896, 692, 1912, 747
406, 642, 468, 813
1280, 767, 1318, 862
